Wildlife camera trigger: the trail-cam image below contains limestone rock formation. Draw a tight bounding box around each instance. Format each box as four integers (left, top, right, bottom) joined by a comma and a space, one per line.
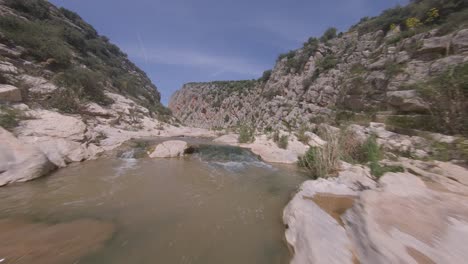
169, 22, 468, 137
283, 163, 375, 264
283, 159, 468, 264
345, 170, 468, 264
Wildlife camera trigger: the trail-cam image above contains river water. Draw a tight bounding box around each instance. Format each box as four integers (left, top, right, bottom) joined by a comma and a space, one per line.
0, 139, 307, 264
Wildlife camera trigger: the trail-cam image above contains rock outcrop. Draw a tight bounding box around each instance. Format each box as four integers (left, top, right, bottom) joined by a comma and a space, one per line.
0, 127, 56, 186
345, 171, 468, 264
283, 163, 375, 264
283, 159, 468, 264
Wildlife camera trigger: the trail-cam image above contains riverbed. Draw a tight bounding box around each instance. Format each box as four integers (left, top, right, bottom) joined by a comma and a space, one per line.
0, 140, 307, 264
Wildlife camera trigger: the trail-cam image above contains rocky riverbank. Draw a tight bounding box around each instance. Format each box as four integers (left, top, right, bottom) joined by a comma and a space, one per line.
0, 94, 216, 186
284, 158, 468, 264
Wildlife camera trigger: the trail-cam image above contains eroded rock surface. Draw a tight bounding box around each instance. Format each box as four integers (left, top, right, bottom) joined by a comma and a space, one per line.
283, 163, 374, 264
345, 171, 468, 264
284, 159, 468, 264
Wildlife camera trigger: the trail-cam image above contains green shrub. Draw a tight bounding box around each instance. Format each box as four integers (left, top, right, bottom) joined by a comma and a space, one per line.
349, 63, 367, 75
0, 105, 30, 131
5, 0, 50, 19
86, 39, 111, 59
355, 135, 405, 178
320, 27, 338, 42
414, 63, 468, 136
299, 129, 340, 179
259, 70, 272, 83
272, 131, 289, 149
277, 50, 296, 63
302, 76, 315, 90
317, 55, 338, 71
48, 88, 81, 113
63, 27, 86, 52
361, 135, 382, 162
54, 67, 113, 106
0, 16, 71, 67
262, 88, 282, 100
352, 0, 468, 35
296, 125, 310, 144
238, 125, 255, 143
429, 139, 468, 163
384, 62, 405, 77
277, 135, 289, 149
59, 7, 98, 39
0, 73, 8, 84
280, 38, 319, 73
436, 8, 468, 35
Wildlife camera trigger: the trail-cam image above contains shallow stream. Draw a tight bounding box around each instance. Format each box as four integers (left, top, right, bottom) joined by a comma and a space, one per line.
0, 139, 307, 264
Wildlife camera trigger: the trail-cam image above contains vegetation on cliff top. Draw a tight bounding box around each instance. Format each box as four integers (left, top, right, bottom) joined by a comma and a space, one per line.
352, 0, 468, 35
0, 0, 169, 118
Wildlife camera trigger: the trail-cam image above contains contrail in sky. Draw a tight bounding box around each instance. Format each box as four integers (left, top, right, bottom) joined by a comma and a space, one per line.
137, 32, 148, 63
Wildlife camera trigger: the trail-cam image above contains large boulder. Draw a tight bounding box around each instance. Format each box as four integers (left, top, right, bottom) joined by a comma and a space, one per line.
0, 84, 22, 102
0, 127, 56, 186
149, 140, 191, 158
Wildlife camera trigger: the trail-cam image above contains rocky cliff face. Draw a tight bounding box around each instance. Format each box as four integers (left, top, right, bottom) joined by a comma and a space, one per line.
169, 1, 468, 137
0, 0, 169, 119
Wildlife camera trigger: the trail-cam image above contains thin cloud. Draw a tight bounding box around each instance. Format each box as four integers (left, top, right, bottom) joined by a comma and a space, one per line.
126, 45, 267, 76
136, 32, 148, 63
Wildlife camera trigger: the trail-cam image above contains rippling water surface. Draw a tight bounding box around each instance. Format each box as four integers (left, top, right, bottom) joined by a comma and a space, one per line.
0, 139, 307, 264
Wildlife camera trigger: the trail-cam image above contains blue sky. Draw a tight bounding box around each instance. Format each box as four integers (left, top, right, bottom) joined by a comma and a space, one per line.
50, 0, 408, 105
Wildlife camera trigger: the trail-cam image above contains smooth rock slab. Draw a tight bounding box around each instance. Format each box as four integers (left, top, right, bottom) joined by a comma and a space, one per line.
344, 172, 468, 264
16, 110, 87, 141
149, 140, 191, 158
283, 179, 357, 264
